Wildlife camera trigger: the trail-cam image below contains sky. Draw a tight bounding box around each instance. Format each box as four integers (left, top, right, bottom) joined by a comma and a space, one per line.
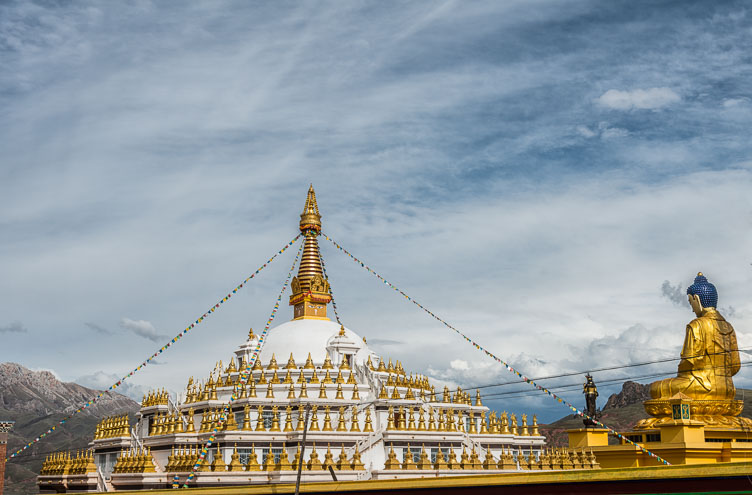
1, 0, 751, 424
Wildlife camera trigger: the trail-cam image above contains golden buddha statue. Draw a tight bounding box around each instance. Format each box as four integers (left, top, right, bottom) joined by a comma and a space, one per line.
639, 273, 749, 428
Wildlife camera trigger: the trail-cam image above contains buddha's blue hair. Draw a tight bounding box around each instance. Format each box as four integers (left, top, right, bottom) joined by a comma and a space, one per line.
687, 273, 718, 308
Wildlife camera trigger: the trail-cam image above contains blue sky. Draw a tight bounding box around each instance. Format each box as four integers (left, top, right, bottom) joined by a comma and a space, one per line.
1, 0, 751, 423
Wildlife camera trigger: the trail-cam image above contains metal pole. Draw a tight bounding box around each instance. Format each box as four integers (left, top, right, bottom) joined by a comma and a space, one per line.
327, 465, 338, 481
294, 404, 311, 495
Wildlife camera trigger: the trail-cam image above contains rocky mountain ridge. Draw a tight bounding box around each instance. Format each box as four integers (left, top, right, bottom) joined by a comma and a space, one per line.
1, 362, 140, 495
0, 362, 137, 417
602, 380, 651, 409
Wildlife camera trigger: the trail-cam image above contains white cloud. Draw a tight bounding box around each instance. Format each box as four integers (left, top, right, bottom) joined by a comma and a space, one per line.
600, 126, 629, 139
76, 370, 149, 401
428, 358, 500, 390
723, 97, 749, 108
597, 88, 680, 110
576, 122, 629, 140
450, 359, 470, 371
576, 125, 597, 138
120, 318, 167, 343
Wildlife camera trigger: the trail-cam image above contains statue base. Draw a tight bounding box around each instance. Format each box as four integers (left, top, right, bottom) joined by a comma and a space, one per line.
568, 428, 609, 449
635, 398, 752, 429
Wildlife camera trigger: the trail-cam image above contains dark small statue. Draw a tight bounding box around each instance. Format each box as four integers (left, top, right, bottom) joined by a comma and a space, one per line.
583, 374, 599, 428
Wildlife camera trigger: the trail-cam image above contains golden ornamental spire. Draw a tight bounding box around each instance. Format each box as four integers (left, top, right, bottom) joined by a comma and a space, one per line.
289, 185, 332, 320
299, 184, 321, 231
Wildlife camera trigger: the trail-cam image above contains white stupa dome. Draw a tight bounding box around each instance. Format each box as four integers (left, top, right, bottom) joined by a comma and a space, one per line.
255, 318, 376, 367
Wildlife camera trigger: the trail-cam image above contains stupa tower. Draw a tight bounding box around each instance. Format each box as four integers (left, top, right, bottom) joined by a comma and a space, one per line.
289, 185, 332, 320
36, 186, 553, 494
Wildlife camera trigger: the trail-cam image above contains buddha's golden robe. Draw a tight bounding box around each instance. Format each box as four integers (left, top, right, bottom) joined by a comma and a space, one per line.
650, 308, 740, 400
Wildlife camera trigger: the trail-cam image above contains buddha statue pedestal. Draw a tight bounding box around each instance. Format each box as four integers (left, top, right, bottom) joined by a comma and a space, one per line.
637, 396, 749, 429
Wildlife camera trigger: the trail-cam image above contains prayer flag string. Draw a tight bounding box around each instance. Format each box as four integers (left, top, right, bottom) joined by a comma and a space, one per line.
178, 240, 304, 488
322, 233, 671, 466
6, 235, 301, 462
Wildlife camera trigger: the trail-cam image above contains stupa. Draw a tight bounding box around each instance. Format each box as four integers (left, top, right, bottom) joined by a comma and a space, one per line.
39, 186, 603, 493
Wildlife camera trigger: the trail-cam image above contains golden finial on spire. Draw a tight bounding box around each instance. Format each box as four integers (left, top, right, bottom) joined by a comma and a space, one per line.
300, 184, 321, 231
248, 327, 255, 340
290, 185, 332, 320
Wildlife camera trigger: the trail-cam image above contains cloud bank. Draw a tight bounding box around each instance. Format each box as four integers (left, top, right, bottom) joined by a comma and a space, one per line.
597, 88, 681, 110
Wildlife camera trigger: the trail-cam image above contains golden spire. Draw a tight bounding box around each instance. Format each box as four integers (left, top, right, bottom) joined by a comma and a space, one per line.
304, 352, 315, 369
289, 185, 332, 319
337, 444, 351, 470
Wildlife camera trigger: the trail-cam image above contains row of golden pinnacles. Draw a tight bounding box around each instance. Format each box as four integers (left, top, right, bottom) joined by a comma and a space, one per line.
183, 354, 432, 402
141, 389, 169, 407
156, 444, 600, 473
382, 444, 599, 471
112, 448, 157, 473
94, 414, 131, 439
384, 405, 539, 435
170, 353, 510, 427
183, 371, 362, 403
145, 403, 535, 436
164, 443, 366, 472
111, 443, 597, 474
142, 407, 537, 442
193, 404, 374, 433
40, 450, 98, 475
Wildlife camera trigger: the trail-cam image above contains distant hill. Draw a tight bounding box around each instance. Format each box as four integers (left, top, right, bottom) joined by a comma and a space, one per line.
1, 363, 140, 495
540, 381, 752, 447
